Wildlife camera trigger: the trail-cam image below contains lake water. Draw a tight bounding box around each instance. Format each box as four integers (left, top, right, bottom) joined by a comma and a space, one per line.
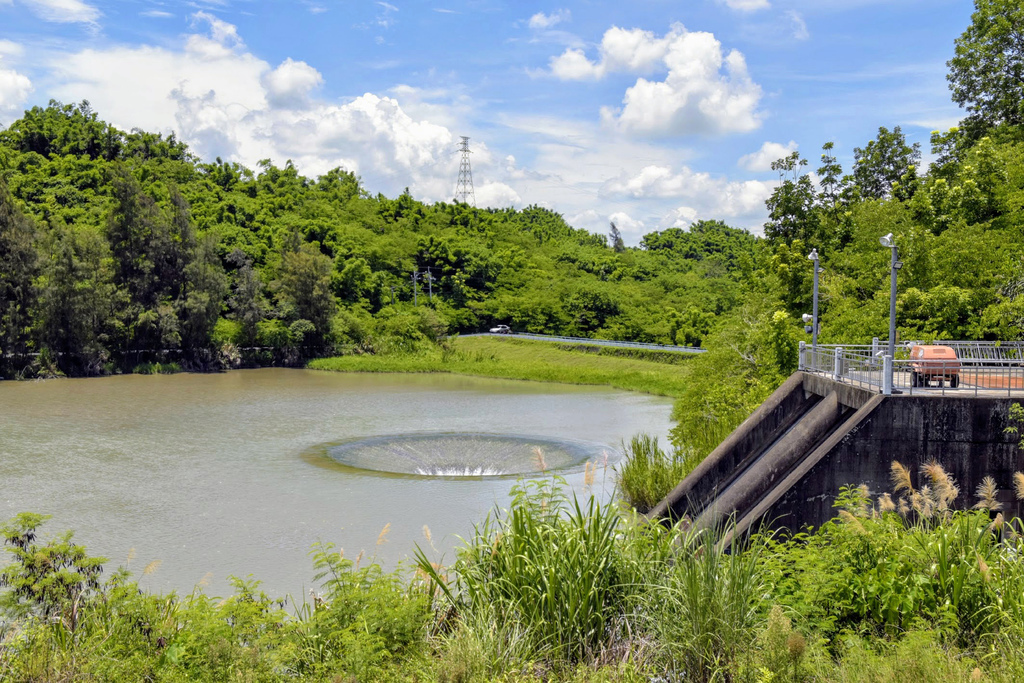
0, 368, 673, 597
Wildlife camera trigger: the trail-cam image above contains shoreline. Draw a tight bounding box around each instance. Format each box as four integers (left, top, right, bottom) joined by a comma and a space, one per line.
308, 336, 694, 399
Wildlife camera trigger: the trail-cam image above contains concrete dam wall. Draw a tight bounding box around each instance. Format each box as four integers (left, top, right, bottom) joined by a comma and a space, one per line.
650, 372, 1024, 536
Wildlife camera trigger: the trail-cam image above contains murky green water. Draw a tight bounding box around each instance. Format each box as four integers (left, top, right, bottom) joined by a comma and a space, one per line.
0, 368, 673, 597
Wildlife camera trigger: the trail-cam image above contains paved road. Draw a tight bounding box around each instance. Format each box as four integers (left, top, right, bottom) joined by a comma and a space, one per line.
461, 332, 706, 354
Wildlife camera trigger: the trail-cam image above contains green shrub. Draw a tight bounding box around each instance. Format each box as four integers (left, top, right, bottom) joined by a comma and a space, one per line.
417, 478, 624, 666
132, 361, 182, 374
616, 434, 694, 513
211, 317, 241, 346
637, 524, 770, 682
256, 319, 290, 349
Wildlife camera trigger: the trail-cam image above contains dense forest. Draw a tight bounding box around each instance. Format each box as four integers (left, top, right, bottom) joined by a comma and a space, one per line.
0, 106, 761, 378
0, 0, 1023, 437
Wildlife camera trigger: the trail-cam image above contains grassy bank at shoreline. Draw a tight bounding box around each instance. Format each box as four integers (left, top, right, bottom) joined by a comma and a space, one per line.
308, 336, 694, 398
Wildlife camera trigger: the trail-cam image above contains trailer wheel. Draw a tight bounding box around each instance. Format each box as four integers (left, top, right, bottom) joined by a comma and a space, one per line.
950, 375, 959, 388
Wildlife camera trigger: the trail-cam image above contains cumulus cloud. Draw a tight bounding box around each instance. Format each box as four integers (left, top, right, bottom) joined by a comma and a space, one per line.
550, 26, 674, 79
550, 24, 763, 136
0, 68, 33, 119
661, 206, 699, 229
603, 164, 774, 218
738, 140, 797, 172
18, 0, 100, 24
0, 43, 32, 120
46, 13, 461, 200
529, 9, 570, 30
608, 211, 645, 235
262, 58, 323, 107
718, 0, 770, 11
476, 181, 521, 208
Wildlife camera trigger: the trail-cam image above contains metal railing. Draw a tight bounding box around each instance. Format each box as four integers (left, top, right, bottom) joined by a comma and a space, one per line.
800, 342, 1024, 396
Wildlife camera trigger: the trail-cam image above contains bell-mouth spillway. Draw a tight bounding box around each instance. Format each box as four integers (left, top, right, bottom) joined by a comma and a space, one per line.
306, 432, 614, 478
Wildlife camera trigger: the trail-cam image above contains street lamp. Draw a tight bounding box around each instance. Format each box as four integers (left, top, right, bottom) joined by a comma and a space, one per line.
879, 233, 902, 359
807, 248, 820, 348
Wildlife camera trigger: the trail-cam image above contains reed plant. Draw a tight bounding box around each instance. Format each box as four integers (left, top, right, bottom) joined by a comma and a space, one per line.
616, 434, 694, 513
636, 523, 771, 682
416, 478, 626, 668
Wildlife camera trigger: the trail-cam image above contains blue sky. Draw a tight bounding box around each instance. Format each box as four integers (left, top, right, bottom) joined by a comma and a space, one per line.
0, 0, 973, 242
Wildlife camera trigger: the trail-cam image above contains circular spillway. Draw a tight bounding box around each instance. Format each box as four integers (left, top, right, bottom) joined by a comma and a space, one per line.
310, 432, 612, 478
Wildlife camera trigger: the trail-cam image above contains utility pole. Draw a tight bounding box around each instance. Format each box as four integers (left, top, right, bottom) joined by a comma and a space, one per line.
425, 268, 434, 303
411, 270, 420, 306
455, 136, 475, 206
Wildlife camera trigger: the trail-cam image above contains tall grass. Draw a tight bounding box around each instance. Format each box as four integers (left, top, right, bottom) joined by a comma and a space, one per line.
616, 434, 695, 513
416, 478, 626, 667
636, 524, 770, 681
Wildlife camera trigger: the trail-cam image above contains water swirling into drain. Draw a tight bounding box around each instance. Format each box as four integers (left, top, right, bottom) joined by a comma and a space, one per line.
310, 432, 610, 478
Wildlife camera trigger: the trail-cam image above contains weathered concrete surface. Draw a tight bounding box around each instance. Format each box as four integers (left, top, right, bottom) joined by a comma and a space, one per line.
695, 391, 844, 530
765, 390, 1024, 531
648, 373, 813, 520
652, 371, 1024, 534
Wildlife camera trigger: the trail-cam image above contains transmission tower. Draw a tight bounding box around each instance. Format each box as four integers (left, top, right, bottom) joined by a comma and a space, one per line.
455, 136, 475, 206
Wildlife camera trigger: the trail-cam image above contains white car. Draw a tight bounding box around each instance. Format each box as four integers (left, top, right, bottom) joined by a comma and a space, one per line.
489, 325, 512, 334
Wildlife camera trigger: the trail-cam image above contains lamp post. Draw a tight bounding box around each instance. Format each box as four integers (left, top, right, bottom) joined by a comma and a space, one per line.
808, 248, 820, 348
879, 233, 902, 360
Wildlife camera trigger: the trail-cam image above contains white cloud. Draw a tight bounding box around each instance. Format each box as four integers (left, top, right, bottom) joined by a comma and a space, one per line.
21, 0, 100, 24
788, 11, 809, 40
608, 211, 645, 236
738, 140, 797, 172
476, 181, 521, 208
529, 9, 570, 30
718, 0, 770, 11
549, 25, 675, 79
0, 70, 33, 119
549, 48, 603, 80
550, 24, 763, 136
661, 206, 699, 229
0, 50, 32, 120
0, 40, 25, 57
603, 164, 774, 218
141, 10, 173, 18
262, 58, 323, 107
46, 13, 460, 201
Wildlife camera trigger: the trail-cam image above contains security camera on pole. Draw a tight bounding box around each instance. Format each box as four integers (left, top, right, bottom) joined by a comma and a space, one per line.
879, 233, 902, 394
803, 248, 821, 348
878, 233, 902, 359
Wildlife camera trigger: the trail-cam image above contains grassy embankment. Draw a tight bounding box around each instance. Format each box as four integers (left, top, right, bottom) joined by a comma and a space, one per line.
308, 336, 694, 398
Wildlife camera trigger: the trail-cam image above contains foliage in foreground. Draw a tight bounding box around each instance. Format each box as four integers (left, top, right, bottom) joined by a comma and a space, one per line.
615, 434, 695, 514
7, 471, 1024, 681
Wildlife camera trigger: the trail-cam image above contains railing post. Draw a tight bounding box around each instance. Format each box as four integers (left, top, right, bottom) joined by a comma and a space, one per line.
799, 341, 806, 370
834, 346, 844, 381
882, 355, 893, 395
872, 337, 880, 358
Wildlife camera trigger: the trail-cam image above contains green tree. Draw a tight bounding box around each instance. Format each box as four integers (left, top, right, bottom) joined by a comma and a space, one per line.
276, 243, 336, 345
608, 221, 626, 253
765, 152, 819, 247
852, 126, 921, 200
36, 226, 117, 374
948, 0, 1024, 128
178, 233, 228, 352
227, 249, 268, 344
0, 178, 38, 372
